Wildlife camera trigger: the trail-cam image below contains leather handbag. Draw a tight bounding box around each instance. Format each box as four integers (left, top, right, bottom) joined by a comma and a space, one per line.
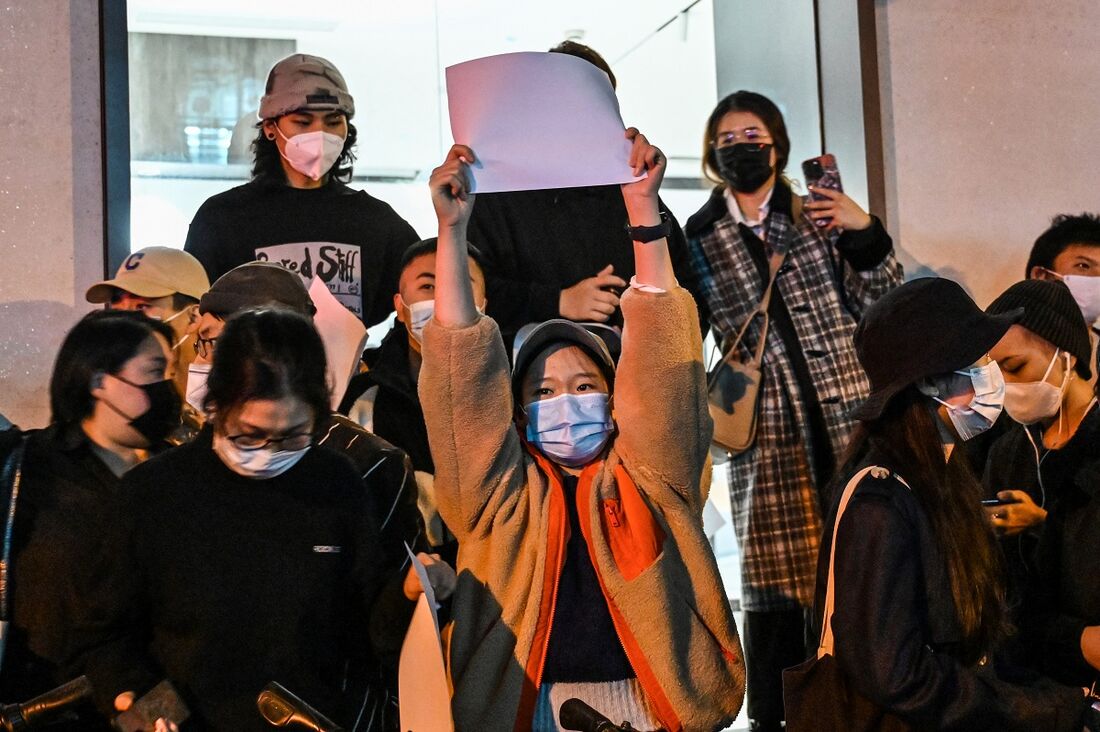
707, 248, 785, 454
782, 466, 913, 731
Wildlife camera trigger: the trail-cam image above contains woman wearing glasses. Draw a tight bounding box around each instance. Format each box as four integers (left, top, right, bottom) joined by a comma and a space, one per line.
72, 308, 409, 732
683, 90, 902, 731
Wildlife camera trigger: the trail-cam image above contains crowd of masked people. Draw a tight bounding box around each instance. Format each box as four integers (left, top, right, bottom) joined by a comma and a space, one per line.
2, 44, 1100, 732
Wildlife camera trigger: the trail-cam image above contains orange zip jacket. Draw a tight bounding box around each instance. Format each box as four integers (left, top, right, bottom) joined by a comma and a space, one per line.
420, 285, 746, 732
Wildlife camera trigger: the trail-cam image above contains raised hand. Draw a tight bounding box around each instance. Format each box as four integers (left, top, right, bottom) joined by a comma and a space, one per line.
620, 127, 676, 291
430, 144, 478, 230
621, 127, 666, 209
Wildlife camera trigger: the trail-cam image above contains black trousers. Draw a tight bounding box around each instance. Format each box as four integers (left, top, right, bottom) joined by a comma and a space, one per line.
742, 607, 813, 731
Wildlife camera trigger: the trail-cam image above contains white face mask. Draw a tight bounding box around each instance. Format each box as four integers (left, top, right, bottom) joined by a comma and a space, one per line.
148, 307, 193, 350
185, 363, 211, 412
1061, 275, 1100, 326
213, 431, 310, 480
930, 361, 1006, 441
403, 298, 435, 345
275, 126, 345, 181
1003, 350, 1071, 425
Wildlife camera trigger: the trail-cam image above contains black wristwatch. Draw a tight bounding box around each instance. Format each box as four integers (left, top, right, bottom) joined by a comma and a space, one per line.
625, 211, 671, 243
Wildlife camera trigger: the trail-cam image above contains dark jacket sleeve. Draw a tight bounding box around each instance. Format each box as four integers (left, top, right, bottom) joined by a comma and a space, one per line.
1033, 503, 1096, 684
371, 447, 430, 564
367, 212, 420, 328
64, 490, 160, 713
832, 491, 1087, 731
831, 215, 902, 318
664, 203, 711, 338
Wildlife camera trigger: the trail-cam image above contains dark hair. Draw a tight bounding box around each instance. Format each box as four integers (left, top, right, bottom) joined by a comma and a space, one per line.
549, 40, 616, 90
250, 118, 359, 185
832, 386, 1007, 662
399, 237, 487, 277
1026, 212, 1100, 276
702, 90, 791, 185
203, 308, 330, 433
50, 310, 174, 427
171, 293, 199, 311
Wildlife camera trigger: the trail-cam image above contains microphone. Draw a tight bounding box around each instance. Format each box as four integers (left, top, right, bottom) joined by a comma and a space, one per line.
558, 698, 635, 732
257, 682, 344, 732
1, 675, 94, 731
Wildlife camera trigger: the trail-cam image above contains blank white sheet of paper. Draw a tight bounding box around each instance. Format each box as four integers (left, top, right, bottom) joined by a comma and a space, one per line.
446, 51, 643, 193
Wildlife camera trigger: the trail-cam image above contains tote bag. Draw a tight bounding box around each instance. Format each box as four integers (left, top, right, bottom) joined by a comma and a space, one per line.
782, 466, 913, 732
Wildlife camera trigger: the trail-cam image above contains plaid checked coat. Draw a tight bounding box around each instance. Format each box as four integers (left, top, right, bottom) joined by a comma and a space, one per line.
686, 183, 902, 612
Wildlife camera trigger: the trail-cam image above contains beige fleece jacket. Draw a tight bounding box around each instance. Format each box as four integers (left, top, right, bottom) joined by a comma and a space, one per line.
419, 286, 745, 732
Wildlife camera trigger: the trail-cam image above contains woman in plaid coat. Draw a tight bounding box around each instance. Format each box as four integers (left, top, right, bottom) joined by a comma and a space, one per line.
684, 91, 902, 731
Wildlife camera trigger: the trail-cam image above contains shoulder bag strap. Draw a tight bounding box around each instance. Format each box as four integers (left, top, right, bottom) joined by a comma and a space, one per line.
715, 247, 788, 371
817, 466, 911, 658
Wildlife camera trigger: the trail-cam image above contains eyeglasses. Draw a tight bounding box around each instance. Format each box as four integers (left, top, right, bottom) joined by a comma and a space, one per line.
712, 127, 772, 148
224, 431, 314, 451
195, 334, 217, 359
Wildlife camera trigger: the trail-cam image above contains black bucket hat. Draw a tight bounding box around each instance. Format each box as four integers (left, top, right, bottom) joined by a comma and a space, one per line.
511, 319, 616, 402
851, 277, 1023, 421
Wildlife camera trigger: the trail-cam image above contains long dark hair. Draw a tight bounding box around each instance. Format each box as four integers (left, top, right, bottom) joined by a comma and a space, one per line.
833, 386, 1007, 661
250, 120, 359, 185
50, 310, 174, 427
702, 90, 791, 185
203, 308, 331, 434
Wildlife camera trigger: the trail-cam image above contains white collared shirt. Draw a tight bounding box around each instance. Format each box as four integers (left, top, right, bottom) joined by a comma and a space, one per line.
724, 185, 775, 241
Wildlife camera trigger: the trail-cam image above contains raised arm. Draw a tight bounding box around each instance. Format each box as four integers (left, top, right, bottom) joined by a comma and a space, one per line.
614, 129, 712, 507
622, 128, 676, 291
430, 144, 479, 328
420, 146, 531, 537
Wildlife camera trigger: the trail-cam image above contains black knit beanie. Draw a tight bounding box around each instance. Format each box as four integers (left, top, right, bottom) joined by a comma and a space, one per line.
987, 279, 1092, 379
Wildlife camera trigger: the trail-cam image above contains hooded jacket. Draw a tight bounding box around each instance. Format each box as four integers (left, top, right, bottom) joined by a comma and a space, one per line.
419, 285, 746, 732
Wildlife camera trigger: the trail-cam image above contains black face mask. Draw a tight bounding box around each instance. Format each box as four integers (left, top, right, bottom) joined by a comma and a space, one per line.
105, 377, 182, 445
715, 143, 774, 193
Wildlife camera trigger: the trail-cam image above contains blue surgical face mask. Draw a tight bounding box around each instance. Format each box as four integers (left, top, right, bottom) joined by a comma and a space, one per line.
524, 392, 614, 467
930, 361, 1005, 441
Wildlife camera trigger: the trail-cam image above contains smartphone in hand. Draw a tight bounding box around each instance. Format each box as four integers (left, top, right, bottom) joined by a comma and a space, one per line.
981, 497, 1019, 507
113, 680, 190, 732
802, 154, 843, 227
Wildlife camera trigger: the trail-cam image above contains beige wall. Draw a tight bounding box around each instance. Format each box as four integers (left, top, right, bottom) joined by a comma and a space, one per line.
0, 0, 104, 428
875, 1, 1100, 306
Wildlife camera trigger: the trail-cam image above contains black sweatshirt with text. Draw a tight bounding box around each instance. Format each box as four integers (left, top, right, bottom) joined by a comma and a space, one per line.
184, 179, 419, 327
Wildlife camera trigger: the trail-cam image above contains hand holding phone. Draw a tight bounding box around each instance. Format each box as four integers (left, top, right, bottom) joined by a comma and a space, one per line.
803, 155, 843, 200
113, 681, 189, 732
982, 490, 1047, 538
980, 497, 1019, 507
801, 154, 872, 232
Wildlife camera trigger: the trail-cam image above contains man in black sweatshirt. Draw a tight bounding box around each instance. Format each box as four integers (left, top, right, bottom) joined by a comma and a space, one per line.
184, 53, 419, 328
